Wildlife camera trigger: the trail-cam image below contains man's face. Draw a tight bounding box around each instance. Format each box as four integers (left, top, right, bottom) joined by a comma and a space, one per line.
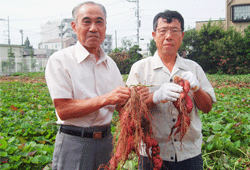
71, 4, 106, 51
152, 18, 184, 57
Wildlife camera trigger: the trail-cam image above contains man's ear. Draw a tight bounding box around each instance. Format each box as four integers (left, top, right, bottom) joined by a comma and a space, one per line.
152, 31, 156, 41
181, 31, 185, 40
71, 21, 76, 33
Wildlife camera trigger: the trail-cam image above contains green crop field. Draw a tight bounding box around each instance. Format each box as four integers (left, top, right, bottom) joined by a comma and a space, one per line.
0, 73, 249, 170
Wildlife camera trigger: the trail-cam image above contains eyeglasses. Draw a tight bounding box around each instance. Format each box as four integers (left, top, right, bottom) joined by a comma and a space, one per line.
157, 27, 182, 36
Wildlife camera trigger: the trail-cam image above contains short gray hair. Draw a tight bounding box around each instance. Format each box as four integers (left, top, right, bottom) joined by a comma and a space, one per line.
72, 1, 107, 22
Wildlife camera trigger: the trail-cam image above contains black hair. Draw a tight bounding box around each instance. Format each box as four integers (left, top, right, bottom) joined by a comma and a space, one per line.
153, 10, 184, 31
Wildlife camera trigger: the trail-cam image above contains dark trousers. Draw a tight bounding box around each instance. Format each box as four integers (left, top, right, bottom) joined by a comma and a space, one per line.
139, 154, 203, 170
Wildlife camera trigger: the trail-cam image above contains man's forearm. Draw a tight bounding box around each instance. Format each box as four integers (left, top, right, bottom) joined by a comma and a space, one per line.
193, 88, 212, 113
53, 96, 108, 120
53, 86, 131, 120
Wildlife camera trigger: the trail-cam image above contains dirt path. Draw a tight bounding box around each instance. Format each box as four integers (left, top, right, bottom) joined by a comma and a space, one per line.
0, 75, 46, 84
1, 75, 249, 89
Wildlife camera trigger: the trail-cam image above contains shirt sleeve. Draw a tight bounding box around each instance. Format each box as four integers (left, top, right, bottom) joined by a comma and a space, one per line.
196, 64, 217, 103
45, 55, 73, 100
126, 63, 141, 86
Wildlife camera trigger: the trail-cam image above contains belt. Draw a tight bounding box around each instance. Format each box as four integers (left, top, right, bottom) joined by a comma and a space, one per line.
59, 125, 110, 139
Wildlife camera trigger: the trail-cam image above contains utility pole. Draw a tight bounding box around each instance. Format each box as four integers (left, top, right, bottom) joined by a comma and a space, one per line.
60, 25, 63, 49
136, 0, 140, 46
127, 0, 140, 46
7, 16, 10, 45
0, 16, 10, 44
59, 20, 64, 49
115, 30, 117, 49
19, 29, 23, 45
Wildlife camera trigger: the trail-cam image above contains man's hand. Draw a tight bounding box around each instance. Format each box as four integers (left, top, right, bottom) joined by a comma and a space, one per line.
153, 83, 183, 104
181, 71, 200, 92
105, 86, 131, 106
136, 86, 150, 102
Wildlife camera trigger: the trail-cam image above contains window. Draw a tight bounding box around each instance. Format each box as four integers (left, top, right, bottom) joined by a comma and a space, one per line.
232, 4, 250, 22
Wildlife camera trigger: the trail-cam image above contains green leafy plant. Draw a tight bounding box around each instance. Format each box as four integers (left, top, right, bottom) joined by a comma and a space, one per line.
110, 45, 142, 74
0, 73, 249, 169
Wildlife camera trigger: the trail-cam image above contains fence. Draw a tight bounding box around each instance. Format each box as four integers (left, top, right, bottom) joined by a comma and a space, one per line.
0, 57, 48, 76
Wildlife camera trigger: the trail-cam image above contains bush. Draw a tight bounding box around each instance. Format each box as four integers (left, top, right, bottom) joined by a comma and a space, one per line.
182, 22, 250, 74
110, 45, 142, 74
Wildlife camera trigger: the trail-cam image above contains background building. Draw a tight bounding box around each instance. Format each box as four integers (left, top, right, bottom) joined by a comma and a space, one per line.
196, 0, 250, 33
42, 37, 77, 50
39, 18, 76, 49
100, 34, 112, 54
0, 44, 48, 75
39, 18, 113, 53
0, 44, 23, 59
226, 0, 250, 32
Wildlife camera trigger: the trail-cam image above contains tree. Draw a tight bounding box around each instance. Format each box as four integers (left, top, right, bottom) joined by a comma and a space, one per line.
241, 25, 250, 74
24, 37, 31, 48
24, 37, 33, 50
110, 51, 130, 74
8, 47, 15, 58
187, 20, 249, 74
23, 36, 36, 71
215, 27, 245, 74
112, 47, 123, 53
128, 45, 142, 63
179, 28, 198, 58
188, 20, 226, 73
110, 45, 142, 74
149, 39, 157, 56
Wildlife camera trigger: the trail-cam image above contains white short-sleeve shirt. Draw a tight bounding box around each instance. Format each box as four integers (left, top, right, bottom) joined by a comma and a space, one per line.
45, 41, 124, 127
126, 51, 216, 162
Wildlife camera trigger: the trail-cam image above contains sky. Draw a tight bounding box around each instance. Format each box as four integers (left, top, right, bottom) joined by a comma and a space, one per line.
0, 0, 226, 50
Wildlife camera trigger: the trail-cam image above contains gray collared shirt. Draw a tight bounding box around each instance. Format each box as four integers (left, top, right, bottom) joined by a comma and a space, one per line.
126, 51, 216, 162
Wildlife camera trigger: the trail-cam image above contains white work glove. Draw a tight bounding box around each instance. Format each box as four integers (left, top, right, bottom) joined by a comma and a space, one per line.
153, 83, 183, 104
181, 71, 200, 92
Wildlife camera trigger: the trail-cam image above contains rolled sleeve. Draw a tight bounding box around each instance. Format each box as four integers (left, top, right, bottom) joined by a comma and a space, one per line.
45, 55, 73, 100
196, 65, 216, 103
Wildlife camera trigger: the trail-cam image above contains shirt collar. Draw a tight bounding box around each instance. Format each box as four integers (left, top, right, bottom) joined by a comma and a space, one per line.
152, 51, 189, 71
75, 41, 109, 68
152, 51, 165, 70
175, 54, 189, 71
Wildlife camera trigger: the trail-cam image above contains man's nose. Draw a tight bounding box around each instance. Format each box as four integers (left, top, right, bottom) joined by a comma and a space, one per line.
165, 31, 172, 40
89, 23, 98, 32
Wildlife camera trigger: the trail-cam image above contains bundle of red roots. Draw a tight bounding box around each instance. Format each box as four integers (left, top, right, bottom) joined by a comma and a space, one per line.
167, 76, 193, 144
99, 86, 163, 170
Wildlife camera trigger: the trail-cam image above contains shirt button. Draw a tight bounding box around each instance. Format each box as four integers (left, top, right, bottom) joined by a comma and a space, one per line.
170, 79, 173, 82
172, 118, 176, 122
171, 156, 174, 160
174, 139, 177, 142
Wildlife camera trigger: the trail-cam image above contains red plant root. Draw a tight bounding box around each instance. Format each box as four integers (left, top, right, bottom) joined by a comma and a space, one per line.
167, 76, 193, 144
99, 86, 163, 170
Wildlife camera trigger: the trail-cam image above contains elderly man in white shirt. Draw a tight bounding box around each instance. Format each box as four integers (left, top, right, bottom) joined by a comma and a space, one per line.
126, 10, 216, 170
45, 2, 149, 170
